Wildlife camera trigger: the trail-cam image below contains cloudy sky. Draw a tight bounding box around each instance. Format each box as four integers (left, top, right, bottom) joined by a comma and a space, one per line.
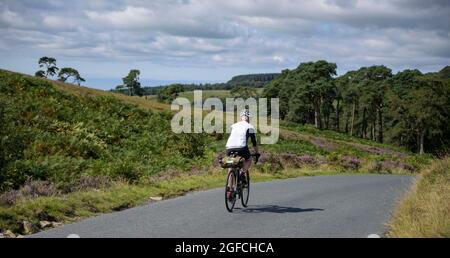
1, 0, 449, 89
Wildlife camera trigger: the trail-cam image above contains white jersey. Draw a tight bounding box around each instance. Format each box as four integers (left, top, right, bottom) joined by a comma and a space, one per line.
226, 121, 256, 149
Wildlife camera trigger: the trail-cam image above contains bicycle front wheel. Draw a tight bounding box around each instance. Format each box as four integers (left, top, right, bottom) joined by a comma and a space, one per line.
241, 170, 250, 207
225, 170, 237, 212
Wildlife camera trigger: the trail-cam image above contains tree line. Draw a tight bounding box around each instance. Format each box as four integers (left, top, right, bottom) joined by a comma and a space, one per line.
35, 57, 148, 97
111, 73, 279, 96
263, 60, 450, 154
227, 73, 280, 88
114, 69, 144, 96
35, 57, 85, 86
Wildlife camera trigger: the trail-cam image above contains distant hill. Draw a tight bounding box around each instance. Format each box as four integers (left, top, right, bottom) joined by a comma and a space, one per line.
227, 73, 281, 88
138, 73, 280, 95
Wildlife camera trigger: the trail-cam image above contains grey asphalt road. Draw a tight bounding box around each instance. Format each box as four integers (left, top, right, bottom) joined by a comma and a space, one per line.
30, 175, 413, 238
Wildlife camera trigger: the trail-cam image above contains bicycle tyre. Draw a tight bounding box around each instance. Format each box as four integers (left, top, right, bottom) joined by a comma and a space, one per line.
225, 170, 237, 212
240, 170, 250, 207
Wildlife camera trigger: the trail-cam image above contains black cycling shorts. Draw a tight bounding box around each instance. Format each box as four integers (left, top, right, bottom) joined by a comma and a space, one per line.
226, 147, 251, 160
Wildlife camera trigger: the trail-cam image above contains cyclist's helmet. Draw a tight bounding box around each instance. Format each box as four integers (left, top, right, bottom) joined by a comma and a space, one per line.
240, 109, 251, 118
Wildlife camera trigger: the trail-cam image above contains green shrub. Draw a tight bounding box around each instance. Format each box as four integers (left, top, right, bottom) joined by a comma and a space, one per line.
173, 133, 207, 159
110, 161, 143, 183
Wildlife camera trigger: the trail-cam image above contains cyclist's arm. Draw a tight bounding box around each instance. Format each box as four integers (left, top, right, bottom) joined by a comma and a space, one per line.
247, 128, 259, 154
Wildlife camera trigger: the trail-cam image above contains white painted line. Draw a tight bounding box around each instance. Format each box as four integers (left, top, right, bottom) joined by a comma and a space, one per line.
367, 234, 381, 238
67, 234, 80, 238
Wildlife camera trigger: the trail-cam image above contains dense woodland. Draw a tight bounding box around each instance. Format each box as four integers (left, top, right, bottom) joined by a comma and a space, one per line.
263, 61, 450, 155
227, 73, 280, 88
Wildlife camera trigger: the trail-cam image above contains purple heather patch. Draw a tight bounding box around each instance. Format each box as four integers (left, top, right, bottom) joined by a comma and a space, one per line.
310, 138, 336, 152
338, 156, 362, 170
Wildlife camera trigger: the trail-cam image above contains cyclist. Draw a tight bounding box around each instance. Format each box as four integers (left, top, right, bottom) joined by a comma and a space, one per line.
226, 109, 260, 183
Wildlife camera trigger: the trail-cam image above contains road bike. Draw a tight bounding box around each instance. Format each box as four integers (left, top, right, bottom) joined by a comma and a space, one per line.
220, 153, 259, 212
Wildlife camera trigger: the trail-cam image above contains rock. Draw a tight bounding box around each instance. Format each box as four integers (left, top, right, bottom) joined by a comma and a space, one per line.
150, 197, 163, 201
51, 222, 63, 228
3, 230, 16, 238
0, 233, 5, 238
22, 221, 33, 234
16, 234, 24, 238
39, 221, 52, 229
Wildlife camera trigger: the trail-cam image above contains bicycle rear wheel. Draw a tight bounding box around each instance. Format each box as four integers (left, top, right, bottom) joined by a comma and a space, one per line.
225, 170, 237, 212
241, 170, 250, 207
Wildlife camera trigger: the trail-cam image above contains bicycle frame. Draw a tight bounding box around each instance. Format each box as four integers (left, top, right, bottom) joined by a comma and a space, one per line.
224, 153, 257, 212
228, 167, 242, 195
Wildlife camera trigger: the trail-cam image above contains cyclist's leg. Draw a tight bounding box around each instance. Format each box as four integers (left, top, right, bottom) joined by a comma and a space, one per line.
240, 146, 252, 175
242, 159, 251, 174
226, 168, 234, 200
239, 159, 250, 186
225, 149, 235, 189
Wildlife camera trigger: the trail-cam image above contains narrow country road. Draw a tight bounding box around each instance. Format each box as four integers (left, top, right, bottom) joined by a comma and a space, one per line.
30, 175, 413, 238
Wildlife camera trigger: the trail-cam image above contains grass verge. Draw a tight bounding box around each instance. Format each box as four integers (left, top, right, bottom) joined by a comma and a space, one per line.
387, 157, 450, 237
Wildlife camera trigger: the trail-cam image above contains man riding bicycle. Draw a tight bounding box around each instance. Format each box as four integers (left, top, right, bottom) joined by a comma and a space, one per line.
226, 109, 260, 182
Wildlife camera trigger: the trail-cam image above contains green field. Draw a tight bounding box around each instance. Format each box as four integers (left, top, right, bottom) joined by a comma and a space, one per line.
177, 88, 264, 102
178, 90, 231, 102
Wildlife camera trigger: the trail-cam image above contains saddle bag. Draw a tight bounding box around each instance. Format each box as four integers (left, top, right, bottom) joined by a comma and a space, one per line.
219, 156, 243, 168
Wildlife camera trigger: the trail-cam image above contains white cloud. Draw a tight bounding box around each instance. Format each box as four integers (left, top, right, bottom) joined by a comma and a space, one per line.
212, 55, 224, 62
42, 16, 79, 31
273, 55, 284, 63
85, 6, 152, 29
84, 4, 244, 38
0, 7, 33, 29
